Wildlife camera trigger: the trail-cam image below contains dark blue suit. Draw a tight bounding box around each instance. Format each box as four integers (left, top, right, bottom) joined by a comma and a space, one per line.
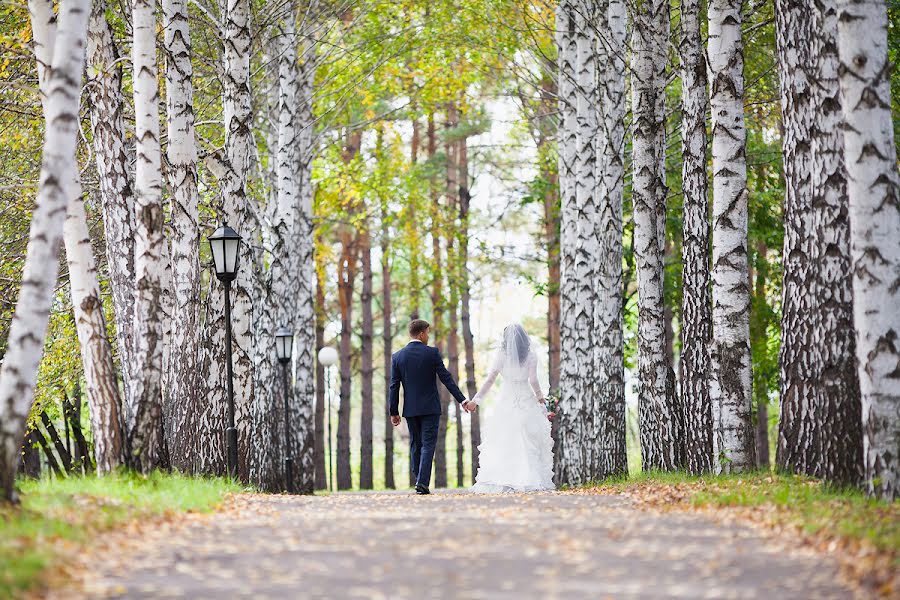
390, 341, 466, 488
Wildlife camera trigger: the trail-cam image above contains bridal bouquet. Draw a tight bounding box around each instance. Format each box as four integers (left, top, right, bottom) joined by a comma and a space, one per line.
545, 392, 560, 420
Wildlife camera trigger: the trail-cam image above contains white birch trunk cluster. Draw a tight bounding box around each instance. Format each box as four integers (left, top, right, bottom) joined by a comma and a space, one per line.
707, 0, 756, 472
30, 0, 124, 475
775, 0, 864, 487
835, 0, 900, 500
556, 0, 629, 483
0, 0, 90, 496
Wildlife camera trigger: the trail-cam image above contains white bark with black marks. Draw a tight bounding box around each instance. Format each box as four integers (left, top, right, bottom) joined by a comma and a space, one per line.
708, 0, 756, 472
835, 0, 900, 500
679, 0, 713, 474
0, 0, 90, 499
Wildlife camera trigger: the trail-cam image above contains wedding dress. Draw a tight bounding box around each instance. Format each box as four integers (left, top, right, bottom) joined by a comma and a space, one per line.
470, 324, 555, 493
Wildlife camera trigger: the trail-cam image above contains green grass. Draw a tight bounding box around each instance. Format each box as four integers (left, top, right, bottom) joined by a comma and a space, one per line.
1, 471, 242, 598
591, 471, 899, 556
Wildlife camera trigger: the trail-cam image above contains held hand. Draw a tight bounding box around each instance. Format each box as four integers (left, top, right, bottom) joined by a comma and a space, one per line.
391, 415, 401, 427
547, 412, 556, 421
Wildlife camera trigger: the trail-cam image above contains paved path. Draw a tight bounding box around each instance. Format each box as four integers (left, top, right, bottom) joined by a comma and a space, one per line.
72, 490, 855, 599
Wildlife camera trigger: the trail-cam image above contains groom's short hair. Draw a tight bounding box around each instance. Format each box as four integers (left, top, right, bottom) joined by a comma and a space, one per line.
409, 319, 430, 337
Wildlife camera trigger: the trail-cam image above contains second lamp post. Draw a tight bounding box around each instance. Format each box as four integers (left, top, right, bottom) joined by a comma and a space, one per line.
275, 326, 294, 494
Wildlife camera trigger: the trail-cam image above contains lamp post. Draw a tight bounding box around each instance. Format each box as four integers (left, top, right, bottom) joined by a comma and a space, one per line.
317, 346, 338, 492
275, 326, 294, 494
208, 224, 242, 479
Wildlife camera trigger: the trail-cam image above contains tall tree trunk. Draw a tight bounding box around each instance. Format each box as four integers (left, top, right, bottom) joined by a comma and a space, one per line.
554, 0, 588, 485
429, 111, 449, 489
21, 429, 41, 478
809, 0, 863, 487
130, 0, 168, 472
359, 228, 374, 489
408, 112, 422, 318
679, 0, 713, 475
86, 3, 137, 422
708, 0, 756, 472
336, 132, 361, 491
381, 194, 395, 489
594, 0, 628, 477
632, 0, 677, 471
314, 273, 327, 490
458, 132, 481, 478
774, 0, 819, 479
0, 0, 90, 499
162, 0, 201, 473
291, 12, 318, 494
41, 412, 73, 472
835, 0, 900, 500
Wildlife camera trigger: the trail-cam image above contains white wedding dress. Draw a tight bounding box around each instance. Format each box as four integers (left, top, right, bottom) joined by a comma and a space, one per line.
470, 326, 555, 493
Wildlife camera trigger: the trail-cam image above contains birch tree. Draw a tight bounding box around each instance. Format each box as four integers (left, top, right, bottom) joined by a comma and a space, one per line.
0, 0, 90, 499
129, 0, 167, 471
162, 0, 202, 472
835, 0, 900, 500
632, 0, 677, 471
775, 0, 819, 476
555, 0, 598, 486
809, 0, 863, 487
708, 0, 756, 472
594, 0, 627, 477
85, 2, 137, 423
679, 0, 713, 474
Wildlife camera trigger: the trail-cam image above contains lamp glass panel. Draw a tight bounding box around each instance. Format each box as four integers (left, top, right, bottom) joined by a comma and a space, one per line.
210, 238, 225, 275
224, 238, 239, 274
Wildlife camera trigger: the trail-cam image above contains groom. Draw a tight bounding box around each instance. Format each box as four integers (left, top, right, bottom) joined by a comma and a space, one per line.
390, 319, 474, 495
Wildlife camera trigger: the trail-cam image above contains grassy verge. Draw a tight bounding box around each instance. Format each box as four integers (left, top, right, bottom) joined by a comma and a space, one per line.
583, 471, 898, 596
0, 471, 242, 598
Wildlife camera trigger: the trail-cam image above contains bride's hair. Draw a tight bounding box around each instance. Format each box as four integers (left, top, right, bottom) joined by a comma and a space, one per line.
502, 324, 530, 364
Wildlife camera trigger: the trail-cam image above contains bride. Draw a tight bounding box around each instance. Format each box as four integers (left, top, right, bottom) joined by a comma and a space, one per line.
470, 324, 555, 493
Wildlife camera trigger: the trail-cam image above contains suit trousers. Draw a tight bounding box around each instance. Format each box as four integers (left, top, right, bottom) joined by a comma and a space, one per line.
406, 414, 441, 488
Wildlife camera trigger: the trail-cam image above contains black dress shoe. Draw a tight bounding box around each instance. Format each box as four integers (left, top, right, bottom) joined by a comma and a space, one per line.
415, 484, 430, 495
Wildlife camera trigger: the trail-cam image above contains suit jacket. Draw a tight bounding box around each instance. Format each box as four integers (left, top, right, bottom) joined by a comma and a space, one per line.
389, 341, 467, 417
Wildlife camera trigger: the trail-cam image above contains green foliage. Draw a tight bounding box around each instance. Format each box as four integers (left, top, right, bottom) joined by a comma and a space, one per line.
1, 472, 243, 596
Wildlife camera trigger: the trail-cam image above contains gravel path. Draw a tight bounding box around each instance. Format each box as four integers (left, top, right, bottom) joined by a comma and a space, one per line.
71, 490, 855, 599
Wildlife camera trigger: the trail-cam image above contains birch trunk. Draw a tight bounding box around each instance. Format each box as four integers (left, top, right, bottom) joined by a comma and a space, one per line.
130, 0, 167, 472
0, 0, 90, 499
808, 0, 863, 487
774, 0, 819, 478
679, 0, 713, 474
555, 0, 600, 484
554, 0, 581, 484
291, 18, 318, 494
593, 0, 627, 477
708, 0, 756, 472
632, 0, 676, 471
835, 0, 900, 500
31, 0, 124, 474
162, 0, 201, 473
86, 3, 136, 419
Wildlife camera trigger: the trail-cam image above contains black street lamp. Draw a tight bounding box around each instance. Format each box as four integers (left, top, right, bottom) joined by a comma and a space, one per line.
275, 325, 294, 494
208, 223, 242, 479
318, 346, 338, 491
